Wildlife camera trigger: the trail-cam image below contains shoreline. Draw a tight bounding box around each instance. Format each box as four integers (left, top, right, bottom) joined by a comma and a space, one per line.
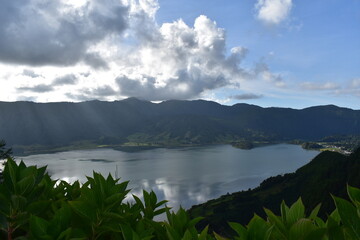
12, 138, 355, 157
13, 141, 283, 157
12, 142, 214, 157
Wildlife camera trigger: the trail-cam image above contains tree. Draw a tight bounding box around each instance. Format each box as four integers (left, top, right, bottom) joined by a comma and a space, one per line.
0, 140, 12, 160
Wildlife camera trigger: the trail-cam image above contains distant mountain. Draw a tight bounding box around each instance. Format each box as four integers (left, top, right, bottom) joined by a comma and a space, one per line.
188, 148, 360, 235
0, 98, 359, 148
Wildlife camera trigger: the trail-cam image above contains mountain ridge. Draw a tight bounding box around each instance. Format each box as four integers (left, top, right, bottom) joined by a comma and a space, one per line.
0, 98, 359, 149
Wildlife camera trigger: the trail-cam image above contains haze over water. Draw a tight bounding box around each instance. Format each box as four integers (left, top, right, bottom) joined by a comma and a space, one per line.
17, 144, 318, 210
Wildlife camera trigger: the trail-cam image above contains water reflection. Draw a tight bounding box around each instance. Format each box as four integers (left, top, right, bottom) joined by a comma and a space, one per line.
17, 144, 318, 210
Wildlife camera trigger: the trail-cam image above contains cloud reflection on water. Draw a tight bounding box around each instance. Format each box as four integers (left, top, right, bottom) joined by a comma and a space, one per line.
18, 144, 318, 211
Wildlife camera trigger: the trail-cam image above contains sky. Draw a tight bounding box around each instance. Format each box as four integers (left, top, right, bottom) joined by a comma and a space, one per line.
0, 0, 359, 109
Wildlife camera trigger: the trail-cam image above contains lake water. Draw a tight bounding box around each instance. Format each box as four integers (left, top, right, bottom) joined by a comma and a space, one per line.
16, 144, 318, 211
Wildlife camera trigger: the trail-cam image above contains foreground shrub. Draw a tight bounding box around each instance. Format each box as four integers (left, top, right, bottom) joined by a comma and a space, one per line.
229, 185, 360, 240
0, 158, 359, 239
0, 158, 213, 240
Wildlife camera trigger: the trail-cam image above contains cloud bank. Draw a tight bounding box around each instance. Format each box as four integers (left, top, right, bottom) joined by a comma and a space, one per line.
1, 0, 285, 102
300, 82, 340, 91
0, 0, 128, 66
231, 93, 263, 100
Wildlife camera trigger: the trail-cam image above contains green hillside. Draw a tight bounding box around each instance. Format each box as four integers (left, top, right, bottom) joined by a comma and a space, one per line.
188, 148, 360, 235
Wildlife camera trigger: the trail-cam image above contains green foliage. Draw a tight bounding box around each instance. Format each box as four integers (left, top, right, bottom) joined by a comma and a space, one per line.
1, 158, 360, 239
226, 186, 360, 240
0, 158, 215, 240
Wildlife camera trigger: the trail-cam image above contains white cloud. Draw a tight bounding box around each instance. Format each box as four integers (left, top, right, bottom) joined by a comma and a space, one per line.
300, 82, 340, 91
254, 62, 286, 88
115, 15, 251, 101
332, 78, 360, 98
350, 78, 360, 88
293, 78, 360, 100
0, 0, 282, 102
255, 0, 293, 25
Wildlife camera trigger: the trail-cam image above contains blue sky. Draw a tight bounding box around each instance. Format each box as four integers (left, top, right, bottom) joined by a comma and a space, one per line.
158, 0, 360, 108
0, 0, 359, 109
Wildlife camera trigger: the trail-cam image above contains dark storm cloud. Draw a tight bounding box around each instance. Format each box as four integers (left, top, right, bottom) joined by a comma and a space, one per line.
18, 84, 54, 93
53, 74, 77, 86
17, 74, 77, 94
90, 86, 118, 97
83, 53, 109, 69
65, 85, 118, 101
0, 0, 128, 67
116, 71, 227, 101
231, 93, 263, 100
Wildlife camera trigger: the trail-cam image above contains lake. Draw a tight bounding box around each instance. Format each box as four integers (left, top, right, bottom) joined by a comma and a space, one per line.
16, 144, 318, 211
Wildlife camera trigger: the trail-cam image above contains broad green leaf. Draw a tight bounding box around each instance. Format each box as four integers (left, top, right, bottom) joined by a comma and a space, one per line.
264, 208, 287, 239
18, 165, 36, 181
198, 225, 209, 240
280, 200, 289, 223
329, 209, 341, 224
327, 226, 345, 240
154, 208, 168, 216
69, 201, 96, 222
11, 194, 27, 210
56, 228, 72, 240
166, 224, 181, 240
188, 216, 203, 228
121, 224, 134, 240
348, 185, 360, 203
305, 228, 327, 240
104, 192, 126, 207
29, 215, 50, 239
3, 158, 18, 191
348, 185, 360, 209
214, 232, 228, 240
315, 217, 326, 228
102, 212, 126, 222
327, 215, 340, 228
247, 214, 271, 240
133, 194, 145, 210
289, 218, 317, 240
181, 230, 192, 240
27, 200, 51, 215
333, 196, 360, 239
308, 203, 321, 220
286, 198, 305, 227
51, 204, 72, 232
156, 199, 168, 208
229, 222, 247, 239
